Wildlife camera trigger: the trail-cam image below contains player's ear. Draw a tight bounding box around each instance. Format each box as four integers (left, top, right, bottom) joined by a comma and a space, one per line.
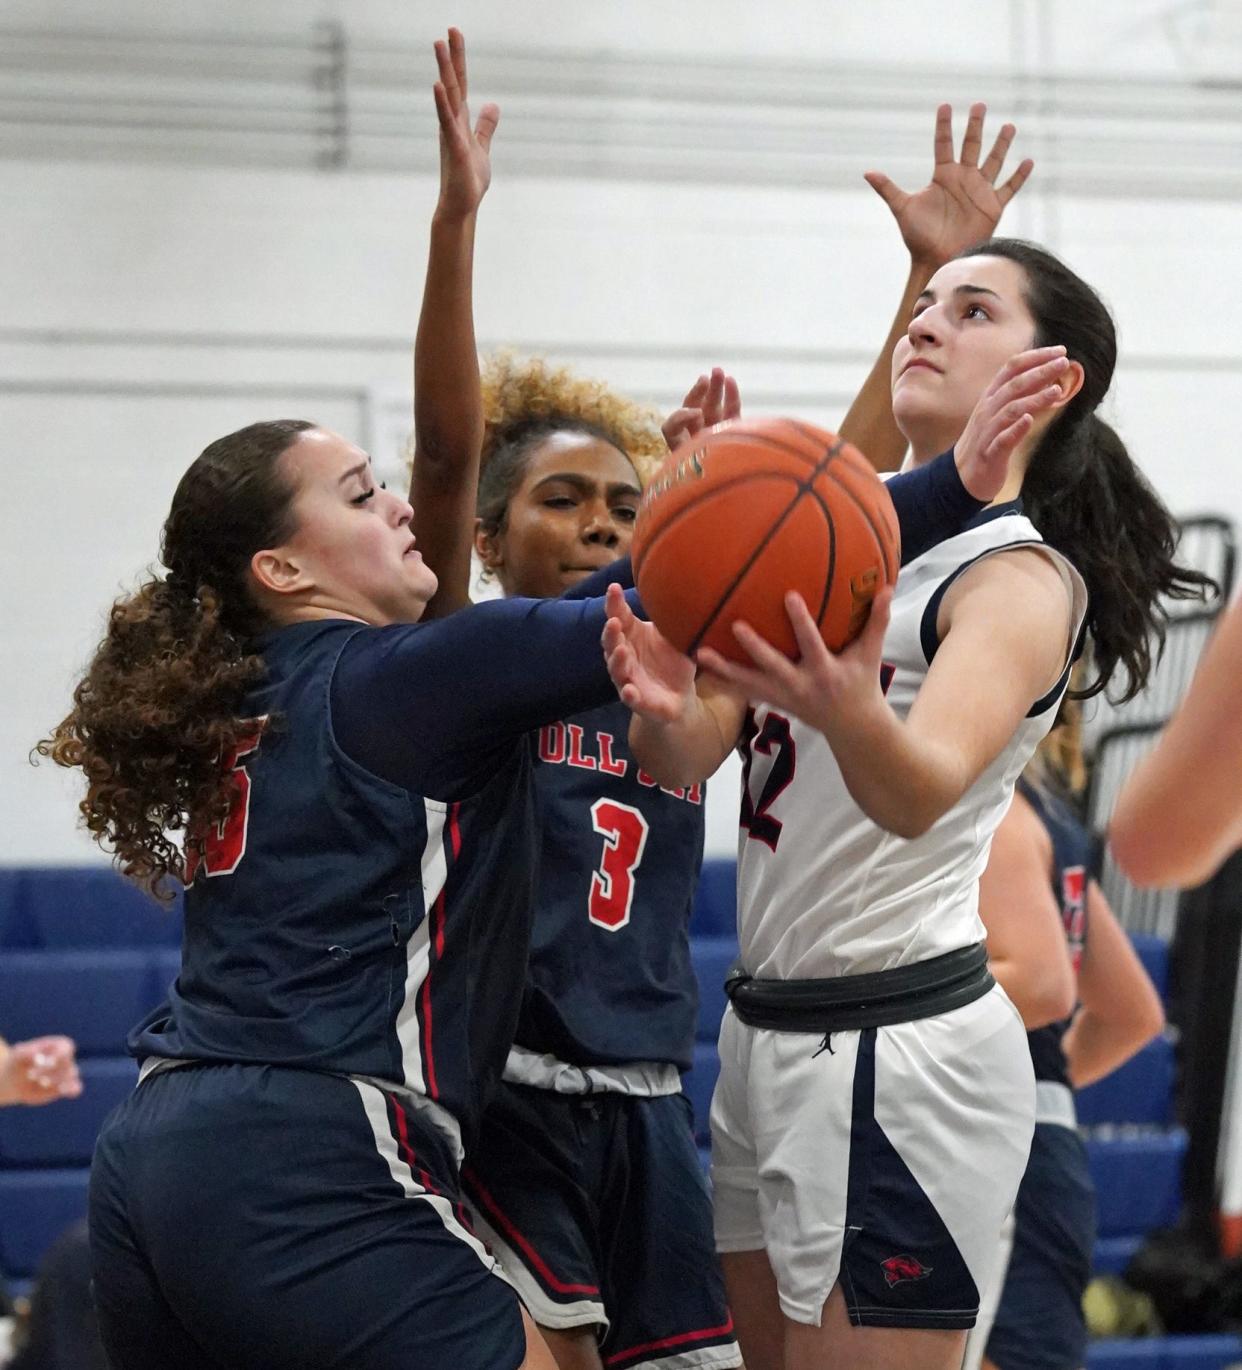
251, 546, 313, 597
1050, 358, 1085, 411
474, 517, 504, 573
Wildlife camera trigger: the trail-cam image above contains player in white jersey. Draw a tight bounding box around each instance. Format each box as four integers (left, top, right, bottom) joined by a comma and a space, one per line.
603, 237, 1210, 1370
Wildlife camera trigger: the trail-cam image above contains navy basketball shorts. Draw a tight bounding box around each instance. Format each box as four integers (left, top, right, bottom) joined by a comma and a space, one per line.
985, 1123, 1096, 1370
711, 985, 1036, 1329
461, 1082, 741, 1370
89, 1062, 526, 1370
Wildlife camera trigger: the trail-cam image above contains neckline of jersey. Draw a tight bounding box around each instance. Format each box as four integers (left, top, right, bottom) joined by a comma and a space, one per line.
963, 498, 1024, 532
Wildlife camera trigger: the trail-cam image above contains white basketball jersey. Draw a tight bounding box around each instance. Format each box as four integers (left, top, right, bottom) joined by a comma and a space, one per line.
735, 507, 1088, 980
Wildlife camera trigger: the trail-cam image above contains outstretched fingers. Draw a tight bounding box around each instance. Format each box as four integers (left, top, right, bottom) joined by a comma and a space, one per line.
434, 38, 462, 115
996, 156, 1034, 208
604, 581, 636, 630
932, 101, 954, 166
978, 120, 1015, 183
863, 169, 907, 212
959, 101, 986, 169
474, 102, 500, 151
447, 27, 468, 99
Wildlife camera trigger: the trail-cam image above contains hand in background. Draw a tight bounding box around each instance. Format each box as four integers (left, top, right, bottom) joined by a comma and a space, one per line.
954, 346, 1070, 501
865, 102, 1033, 269
0, 1035, 82, 1107
433, 28, 499, 222
661, 367, 742, 451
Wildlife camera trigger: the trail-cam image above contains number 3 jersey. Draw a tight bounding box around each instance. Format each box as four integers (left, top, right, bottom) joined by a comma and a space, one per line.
507, 696, 706, 1080
737, 505, 1088, 981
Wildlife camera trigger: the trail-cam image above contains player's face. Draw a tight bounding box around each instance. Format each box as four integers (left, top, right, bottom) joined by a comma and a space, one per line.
478, 432, 642, 599
268, 428, 438, 625
891, 255, 1039, 462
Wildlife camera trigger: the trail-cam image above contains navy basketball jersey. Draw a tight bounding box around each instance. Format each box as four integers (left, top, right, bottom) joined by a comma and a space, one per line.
130, 600, 625, 1147
515, 697, 705, 1070
1016, 776, 1089, 1087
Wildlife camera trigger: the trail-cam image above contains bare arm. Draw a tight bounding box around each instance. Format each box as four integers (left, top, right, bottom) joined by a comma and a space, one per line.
1062, 882, 1165, 1088
979, 791, 1077, 1029
410, 29, 498, 619
1110, 593, 1242, 888
839, 102, 1033, 472
719, 551, 1074, 838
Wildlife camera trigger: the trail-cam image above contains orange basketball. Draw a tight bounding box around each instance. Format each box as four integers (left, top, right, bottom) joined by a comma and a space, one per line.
631, 418, 900, 664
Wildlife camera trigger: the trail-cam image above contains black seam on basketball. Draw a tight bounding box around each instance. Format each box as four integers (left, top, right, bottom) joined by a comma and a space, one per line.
696, 430, 833, 469
687, 439, 846, 656
803, 486, 839, 627
635, 470, 812, 579
822, 465, 897, 584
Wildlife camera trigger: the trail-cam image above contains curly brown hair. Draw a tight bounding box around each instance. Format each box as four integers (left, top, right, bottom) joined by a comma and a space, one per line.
476, 353, 667, 536
35, 419, 312, 897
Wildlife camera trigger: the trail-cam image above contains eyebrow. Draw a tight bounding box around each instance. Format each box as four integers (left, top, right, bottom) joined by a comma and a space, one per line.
531, 471, 642, 499
915, 284, 1004, 306
337, 460, 370, 486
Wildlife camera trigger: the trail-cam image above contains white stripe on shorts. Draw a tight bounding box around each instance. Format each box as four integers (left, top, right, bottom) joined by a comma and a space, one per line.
465, 1209, 608, 1334
351, 1077, 497, 1274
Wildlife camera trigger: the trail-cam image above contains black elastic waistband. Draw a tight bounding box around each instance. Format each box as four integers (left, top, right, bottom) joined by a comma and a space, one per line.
725, 943, 994, 1033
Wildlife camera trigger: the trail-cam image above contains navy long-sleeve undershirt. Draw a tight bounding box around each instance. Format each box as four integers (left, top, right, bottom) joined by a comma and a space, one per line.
331, 448, 980, 798
563, 446, 982, 601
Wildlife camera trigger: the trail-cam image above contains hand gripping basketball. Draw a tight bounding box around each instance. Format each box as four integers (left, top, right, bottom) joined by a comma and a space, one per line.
698, 586, 895, 737
631, 419, 900, 665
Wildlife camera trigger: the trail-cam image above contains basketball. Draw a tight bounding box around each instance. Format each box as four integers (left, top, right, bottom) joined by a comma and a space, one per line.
631, 417, 901, 663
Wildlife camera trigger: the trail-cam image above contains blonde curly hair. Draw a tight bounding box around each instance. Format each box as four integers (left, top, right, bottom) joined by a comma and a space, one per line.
481, 352, 668, 488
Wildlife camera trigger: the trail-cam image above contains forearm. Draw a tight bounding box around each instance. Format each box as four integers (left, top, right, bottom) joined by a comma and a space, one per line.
988, 957, 1075, 1031
823, 700, 967, 839
629, 705, 735, 790
838, 259, 936, 474
1063, 1010, 1161, 1090
411, 209, 483, 616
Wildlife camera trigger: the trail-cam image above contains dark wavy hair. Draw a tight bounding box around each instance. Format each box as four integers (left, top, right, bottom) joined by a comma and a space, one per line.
36, 419, 313, 896
957, 238, 1216, 701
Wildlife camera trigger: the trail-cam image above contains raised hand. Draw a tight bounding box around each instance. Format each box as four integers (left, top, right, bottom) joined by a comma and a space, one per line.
954, 346, 1072, 502
864, 103, 1033, 269
602, 585, 696, 721
432, 28, 499, 222
0, 1035, 82, 1107
661, 367, 742, 451
698, 589, 894, 738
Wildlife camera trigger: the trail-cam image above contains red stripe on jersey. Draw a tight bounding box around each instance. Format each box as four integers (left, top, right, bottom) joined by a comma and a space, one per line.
418, 803, 461, 1101
462, 1165, 601, 1297
604, 1314, 736, 1366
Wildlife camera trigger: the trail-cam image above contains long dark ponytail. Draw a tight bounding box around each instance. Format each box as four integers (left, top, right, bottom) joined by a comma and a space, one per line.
957, 239, 1216, 701
36, 419, 313, 895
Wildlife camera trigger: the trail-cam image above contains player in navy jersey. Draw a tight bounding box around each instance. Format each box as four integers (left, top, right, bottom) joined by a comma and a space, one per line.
450, 355, 740, 1370
40, 408, 653, 1370
36, 33, 616, 1370
965, 720, 1164, 1370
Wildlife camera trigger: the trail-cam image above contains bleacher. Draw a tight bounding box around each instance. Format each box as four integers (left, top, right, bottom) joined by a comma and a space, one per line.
0, 868, 182, 1298
2, 859, 1240, 1368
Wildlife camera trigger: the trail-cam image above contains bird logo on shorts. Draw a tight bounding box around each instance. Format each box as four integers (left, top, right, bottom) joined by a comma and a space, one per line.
880, 1254, 933, 1287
